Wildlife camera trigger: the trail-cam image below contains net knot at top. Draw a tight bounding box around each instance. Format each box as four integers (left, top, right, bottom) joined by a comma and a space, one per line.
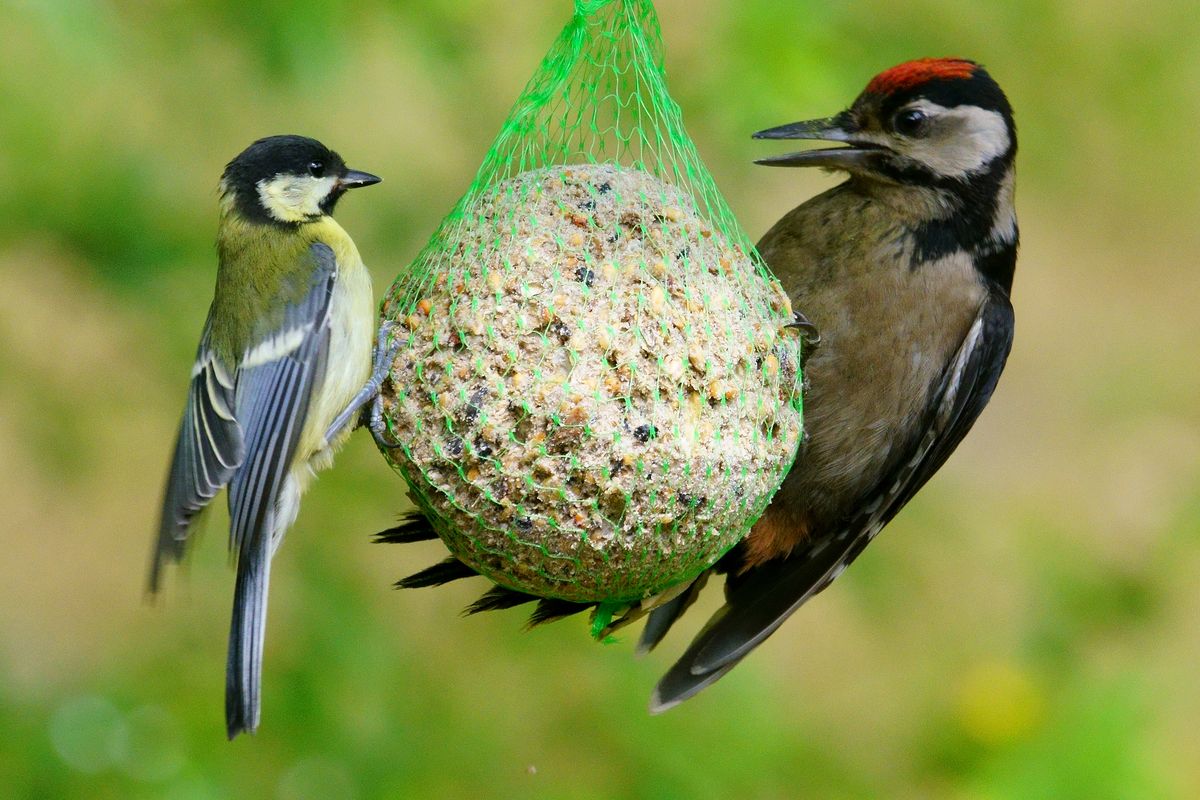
575, 0, 618, 17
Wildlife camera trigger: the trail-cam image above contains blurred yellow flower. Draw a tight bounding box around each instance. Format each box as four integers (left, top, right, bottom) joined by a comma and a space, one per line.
956, 661, 1045, 746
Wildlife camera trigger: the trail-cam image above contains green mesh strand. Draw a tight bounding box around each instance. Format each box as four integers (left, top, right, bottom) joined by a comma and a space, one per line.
379, 0, 804, 604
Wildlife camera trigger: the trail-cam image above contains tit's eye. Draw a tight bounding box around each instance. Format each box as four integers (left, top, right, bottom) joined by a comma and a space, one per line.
307, 161, 326, 178
892, 108, 928, 137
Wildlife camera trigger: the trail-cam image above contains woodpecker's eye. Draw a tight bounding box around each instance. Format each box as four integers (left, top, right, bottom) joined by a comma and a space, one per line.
308, 161, 326, 177
893, 108, 928, 137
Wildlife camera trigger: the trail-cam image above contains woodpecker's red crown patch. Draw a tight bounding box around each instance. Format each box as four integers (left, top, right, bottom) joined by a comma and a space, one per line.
867, 58, 977, 96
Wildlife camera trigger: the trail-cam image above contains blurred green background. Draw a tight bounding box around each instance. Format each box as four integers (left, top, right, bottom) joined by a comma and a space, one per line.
3, 0, 1199, 797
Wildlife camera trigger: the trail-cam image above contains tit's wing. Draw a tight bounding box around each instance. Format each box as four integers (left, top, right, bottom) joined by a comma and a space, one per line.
152, 314, 245, 591
650, 289, 1014, 712
225, 243, 337, 738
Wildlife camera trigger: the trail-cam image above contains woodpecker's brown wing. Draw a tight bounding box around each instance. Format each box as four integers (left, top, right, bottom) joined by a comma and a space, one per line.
649, 289, 1014, 712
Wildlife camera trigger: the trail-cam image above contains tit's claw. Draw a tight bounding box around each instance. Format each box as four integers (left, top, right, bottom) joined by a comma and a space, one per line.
369, 390, 402, 449
324, 321, 402, 446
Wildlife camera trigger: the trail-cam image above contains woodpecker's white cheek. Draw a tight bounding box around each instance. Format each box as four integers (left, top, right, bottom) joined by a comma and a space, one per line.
905, 103, 1010, 178
988, 168, 1018, 244
256, 175, 338, 222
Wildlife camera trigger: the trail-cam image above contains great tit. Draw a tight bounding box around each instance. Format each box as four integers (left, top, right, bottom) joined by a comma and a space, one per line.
151, 135, 390, 738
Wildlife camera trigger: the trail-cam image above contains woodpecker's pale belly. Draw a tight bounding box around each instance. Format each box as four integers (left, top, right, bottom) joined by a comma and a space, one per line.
759, 185, 986, 530
801, 252, 982, 507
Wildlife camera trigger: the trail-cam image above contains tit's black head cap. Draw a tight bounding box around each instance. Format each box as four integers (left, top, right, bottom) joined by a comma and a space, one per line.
223, 135, 347, 187
221, 135, 350, 225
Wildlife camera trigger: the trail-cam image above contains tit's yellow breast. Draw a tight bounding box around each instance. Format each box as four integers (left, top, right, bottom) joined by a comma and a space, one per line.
295, 217, 376, 474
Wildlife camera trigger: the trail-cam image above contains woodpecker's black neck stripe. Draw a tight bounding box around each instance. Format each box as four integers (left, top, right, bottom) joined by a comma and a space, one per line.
909, 156, 1007, 257
973, 237, 1017, 294
904, 156, 1017, 293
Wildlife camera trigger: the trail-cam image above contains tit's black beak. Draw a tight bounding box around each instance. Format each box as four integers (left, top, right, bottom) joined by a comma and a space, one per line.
339, 169, 382, 188
752, 114, 884, 170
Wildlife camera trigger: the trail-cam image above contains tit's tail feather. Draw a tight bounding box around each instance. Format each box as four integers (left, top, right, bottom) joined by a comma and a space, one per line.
226, 535, 270, 739
395, 557, 478, 589
374, 511, 439, 544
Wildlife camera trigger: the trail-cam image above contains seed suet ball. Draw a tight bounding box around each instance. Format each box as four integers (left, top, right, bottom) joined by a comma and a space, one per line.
378, 164, 804, 603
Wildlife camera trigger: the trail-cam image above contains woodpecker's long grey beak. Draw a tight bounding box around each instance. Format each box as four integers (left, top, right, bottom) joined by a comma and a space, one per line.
753, 115, 884, 169
339, 169, 382, 188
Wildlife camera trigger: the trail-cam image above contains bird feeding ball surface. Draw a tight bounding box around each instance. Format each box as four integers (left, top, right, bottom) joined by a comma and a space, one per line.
380, 164, 804, 603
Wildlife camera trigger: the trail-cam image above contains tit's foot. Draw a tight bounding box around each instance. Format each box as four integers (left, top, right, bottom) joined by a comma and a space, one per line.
324, 321, 402, 446
369, 389, 402, 449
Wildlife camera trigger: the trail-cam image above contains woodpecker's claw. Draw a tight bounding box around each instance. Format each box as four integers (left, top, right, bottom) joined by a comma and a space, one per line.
784, 310, 820, 371
785, 310, 821, 346
325, 321, 402, 446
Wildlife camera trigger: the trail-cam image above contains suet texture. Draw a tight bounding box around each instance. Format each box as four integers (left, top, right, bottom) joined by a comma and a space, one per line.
648, 58, 1018, 710
378, 164, 803, 604
367, 0, 806, 613
152, 135, 382, 738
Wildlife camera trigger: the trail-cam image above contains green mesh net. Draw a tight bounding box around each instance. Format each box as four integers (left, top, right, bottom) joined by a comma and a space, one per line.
378, 0, 804, 604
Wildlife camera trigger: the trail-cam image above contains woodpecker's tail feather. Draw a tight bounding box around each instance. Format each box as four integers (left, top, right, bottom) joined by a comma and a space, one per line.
648, 537, 851, 713
636, 573, 709, 655
650, 658, 739, 714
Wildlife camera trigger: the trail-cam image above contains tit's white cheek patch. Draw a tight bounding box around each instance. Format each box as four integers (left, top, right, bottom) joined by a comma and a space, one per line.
257, 175, 338, 222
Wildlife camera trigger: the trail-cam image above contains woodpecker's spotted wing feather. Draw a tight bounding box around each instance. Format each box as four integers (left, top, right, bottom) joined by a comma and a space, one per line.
881, 290, 1014, 515
394, 557, 477, 589
465, 585, 540, 615
651, 290, 1014, 711
527, 598, 589, 628
224, 243, 337, 738
152, 317, 244, 592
